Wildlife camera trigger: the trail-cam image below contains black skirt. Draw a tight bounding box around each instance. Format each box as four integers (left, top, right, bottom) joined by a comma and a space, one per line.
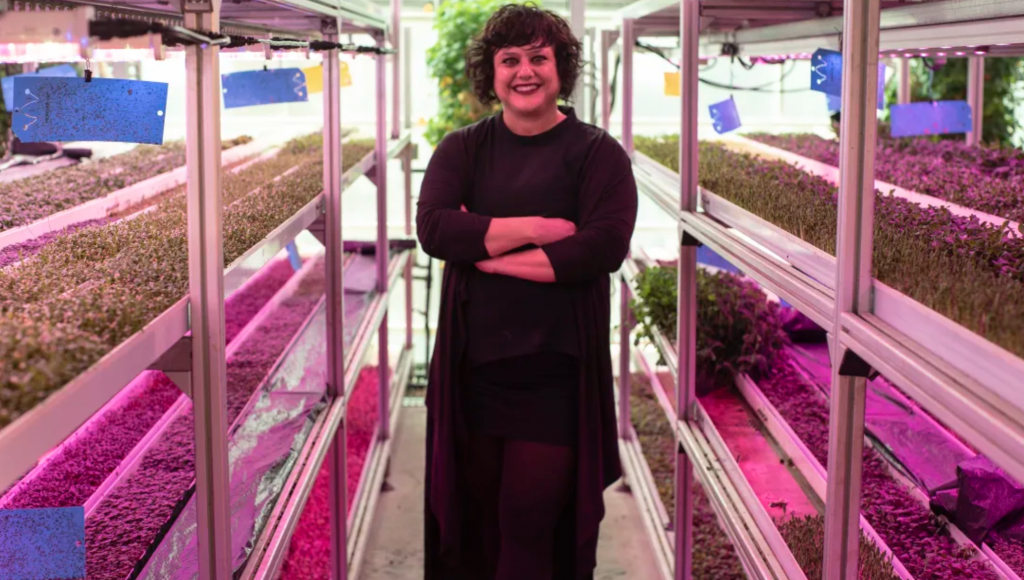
462, 352, 579, 447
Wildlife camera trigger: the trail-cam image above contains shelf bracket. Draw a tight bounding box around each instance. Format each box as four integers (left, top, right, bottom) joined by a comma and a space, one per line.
148, 336, 193, 397
308, 212, 326, 246
826, 334, 878, 379
681, 229, 701, 248
364, 161, 379, 187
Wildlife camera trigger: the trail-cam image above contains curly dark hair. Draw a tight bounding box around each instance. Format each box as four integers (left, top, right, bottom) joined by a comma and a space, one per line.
466, 3, 584, 106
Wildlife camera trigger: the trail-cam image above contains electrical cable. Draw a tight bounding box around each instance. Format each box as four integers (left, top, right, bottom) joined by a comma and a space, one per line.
87, 18, 395, 54
634, 40, 812, 93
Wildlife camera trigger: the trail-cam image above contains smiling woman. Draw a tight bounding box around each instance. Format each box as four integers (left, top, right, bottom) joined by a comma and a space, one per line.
418, 4, 638, 580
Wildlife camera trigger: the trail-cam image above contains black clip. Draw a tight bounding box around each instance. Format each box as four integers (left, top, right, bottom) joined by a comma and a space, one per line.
84, 60, 93, 82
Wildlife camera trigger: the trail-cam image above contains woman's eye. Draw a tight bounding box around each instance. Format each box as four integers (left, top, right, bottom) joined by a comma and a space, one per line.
532, 56, 546, 64
503, 58, 517, 66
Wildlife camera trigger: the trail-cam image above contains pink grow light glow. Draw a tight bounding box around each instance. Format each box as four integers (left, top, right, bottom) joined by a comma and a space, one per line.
956, 51, 966, 56
0, 42, 80, 63
974, 51, 987, 55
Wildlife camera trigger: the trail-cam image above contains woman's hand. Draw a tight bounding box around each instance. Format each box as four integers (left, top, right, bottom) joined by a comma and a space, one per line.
529, 217, 576, 246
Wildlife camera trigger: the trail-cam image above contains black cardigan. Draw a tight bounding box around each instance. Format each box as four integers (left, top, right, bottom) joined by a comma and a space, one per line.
417, 110, 638, 579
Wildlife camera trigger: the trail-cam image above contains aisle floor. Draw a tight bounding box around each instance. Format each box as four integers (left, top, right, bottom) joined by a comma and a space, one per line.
357, 405, 663, 580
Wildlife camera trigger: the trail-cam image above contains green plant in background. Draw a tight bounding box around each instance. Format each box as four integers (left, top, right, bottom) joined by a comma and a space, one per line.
425, 0, 518, 146
629, 265, 789, 389
883, 57, 1024, 147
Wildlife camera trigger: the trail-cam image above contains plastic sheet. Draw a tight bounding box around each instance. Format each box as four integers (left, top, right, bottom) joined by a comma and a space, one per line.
136, 391, 325, 580
951, 455, 1024, 544
134, 252, 386, 579
791, 343, 972, 493
778, 306, 826, 343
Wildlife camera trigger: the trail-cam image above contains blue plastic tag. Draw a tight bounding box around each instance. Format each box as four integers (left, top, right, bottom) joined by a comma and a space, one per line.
1, 64, 78, 110
826, 93, 842, 113
890, 100, 972, 137
811, 49, 843, 96
221, 68, 308, 109
0, 507, 86, 580
820, 63, 886, 111
285, 241, 302, 271
709, 96, 742, 134
12, 77, 168, 144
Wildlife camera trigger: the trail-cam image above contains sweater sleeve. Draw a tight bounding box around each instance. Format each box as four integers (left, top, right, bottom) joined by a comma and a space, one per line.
416, 131, 493, 264
542, 134, 638, 283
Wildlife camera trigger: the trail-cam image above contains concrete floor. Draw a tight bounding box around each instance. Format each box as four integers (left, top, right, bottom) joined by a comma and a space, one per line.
357, 406, 662, 580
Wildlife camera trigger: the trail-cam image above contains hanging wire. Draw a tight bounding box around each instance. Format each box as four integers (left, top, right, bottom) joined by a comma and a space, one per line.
634, 40, 811, 93
86, 18, 395, 54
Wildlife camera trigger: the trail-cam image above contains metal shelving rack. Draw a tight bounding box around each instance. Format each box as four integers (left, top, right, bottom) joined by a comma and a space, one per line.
0, 0, 416, 576
602, 1, 1024, 579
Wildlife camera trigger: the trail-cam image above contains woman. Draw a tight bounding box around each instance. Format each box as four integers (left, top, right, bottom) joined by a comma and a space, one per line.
417, 4, 638, 579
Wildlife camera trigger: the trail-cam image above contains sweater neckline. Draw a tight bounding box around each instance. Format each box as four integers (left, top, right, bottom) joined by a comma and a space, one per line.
496, 106, 576, 145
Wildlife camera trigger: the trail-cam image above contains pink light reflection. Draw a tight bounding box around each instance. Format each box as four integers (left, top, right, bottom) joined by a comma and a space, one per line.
0, 42, 80, 63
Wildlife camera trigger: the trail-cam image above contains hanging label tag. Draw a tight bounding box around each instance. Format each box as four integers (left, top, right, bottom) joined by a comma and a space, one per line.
663, 71, 681, 97
811, 48, 843, 96
12, 77, 168, 144
222, 68, 308, 108
301, 61, 352, 95
890, 100, 972, 137
709, 96, 741, 134
302, 65, 324, 94
878, 63, 886, 109
826, 93, 842, 112
340, 61, 352, 87
818, 63, 886, 111
1, 64, 78, 111
0, 507, 86, 580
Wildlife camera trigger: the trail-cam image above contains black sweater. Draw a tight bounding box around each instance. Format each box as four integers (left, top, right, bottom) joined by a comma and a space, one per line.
417, 107, 638, 367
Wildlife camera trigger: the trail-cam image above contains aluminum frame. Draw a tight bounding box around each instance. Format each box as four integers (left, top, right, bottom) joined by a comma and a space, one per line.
620, 256, 808, 580
0, 2, 411, 578
967, 55, 985, 146
601, 1, 1024, 577
321, 18, 348, 580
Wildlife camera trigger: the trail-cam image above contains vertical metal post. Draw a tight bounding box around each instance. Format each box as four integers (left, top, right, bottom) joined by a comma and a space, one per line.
675, 3, 699, 578
621, 19, 634, 155
404, 147, 413, 350
390, 0, 400, 140
403, 26, 412, 130
618, 278, 632, 441
569, 0, 585, 116
183, 6, 231, 580
322, 19, 348, 580
826, 0, 880, 577
967, 56, 985, 146
375, 31, 391, 441
897, 58, 911, 104
600, 30, 612, 131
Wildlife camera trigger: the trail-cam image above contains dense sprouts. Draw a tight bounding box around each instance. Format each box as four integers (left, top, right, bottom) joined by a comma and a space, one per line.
634, 135, 1024, 360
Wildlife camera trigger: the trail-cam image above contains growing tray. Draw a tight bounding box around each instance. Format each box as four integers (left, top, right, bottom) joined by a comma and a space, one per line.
631, 151, 1024, 486
0, 143, 382, 493
620, 257, 808, 580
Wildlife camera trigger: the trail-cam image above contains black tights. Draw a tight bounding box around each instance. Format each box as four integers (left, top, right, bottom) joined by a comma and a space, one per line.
463, 433, 576, 580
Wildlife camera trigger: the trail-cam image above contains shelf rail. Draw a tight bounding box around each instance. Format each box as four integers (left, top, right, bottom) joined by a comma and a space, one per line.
0, 1, 411, 579
603, 0, 1024, 574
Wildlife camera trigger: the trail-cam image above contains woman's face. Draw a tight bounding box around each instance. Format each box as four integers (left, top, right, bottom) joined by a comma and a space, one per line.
493, 44, 560, 118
